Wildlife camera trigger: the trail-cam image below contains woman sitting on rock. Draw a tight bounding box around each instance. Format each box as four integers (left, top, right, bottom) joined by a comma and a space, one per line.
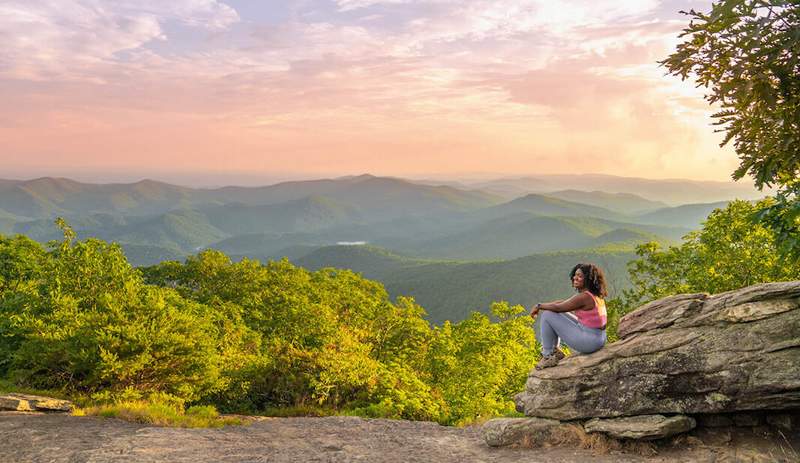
531, 263, 608, 369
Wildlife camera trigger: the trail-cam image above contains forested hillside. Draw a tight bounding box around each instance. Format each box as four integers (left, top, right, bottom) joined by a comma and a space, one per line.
0, 199, 794, 428
295, 245, 636, 323
403, 214, 681, 260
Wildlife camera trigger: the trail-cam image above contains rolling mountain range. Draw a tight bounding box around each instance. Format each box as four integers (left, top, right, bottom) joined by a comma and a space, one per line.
467, 174, 766, 205
0, 173, 756, 322
0, 174, 746, 267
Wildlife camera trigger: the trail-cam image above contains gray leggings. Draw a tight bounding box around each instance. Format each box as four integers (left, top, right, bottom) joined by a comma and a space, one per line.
535, 310, 606, 356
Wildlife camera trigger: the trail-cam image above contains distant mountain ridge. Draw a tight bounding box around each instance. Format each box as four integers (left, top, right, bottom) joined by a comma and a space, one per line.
467, 173, 766, 205
0, 174, 738, 266
545, 190, 668, 214
0, 175, 501, 220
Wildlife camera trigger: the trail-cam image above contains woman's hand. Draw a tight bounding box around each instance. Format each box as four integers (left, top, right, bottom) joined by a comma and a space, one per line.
530, 303, 541, 318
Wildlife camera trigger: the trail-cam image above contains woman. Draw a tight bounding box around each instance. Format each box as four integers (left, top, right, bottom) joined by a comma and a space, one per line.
530, 263, 608, 369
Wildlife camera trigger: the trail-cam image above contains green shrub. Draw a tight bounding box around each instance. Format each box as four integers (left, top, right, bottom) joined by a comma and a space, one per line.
0, 226, 231, 402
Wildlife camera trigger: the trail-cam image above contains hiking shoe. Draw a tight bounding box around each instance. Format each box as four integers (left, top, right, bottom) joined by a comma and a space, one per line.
535, 348, 566, 370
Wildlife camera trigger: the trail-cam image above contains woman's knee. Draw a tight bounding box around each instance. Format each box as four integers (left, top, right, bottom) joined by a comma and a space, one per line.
540, 310, 557, 323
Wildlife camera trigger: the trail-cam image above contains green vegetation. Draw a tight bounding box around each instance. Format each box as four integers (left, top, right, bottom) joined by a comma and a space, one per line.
2, 190, 793, 428
663, 0, 799, 258
620, 200, 798, 311
75, 400, 243, 428
0, 222, 538, 426
296, 244, 637, 324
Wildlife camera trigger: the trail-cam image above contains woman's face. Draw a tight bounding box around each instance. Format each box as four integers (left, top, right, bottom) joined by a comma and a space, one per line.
572, 268, 585, 290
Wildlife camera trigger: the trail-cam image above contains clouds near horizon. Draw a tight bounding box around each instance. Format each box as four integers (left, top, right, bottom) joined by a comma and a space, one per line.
0, 0, 739, 182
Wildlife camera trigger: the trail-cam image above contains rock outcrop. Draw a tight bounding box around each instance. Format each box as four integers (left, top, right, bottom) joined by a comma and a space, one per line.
514, 281, 800, 421
481, 417, 564, 447
485, 281, 800, 447
583, 414, 695, 440
0, 393, 73, 412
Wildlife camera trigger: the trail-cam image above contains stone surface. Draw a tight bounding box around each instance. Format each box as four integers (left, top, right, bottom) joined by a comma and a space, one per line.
583, 415, 696, 440
696, 414, 734, 428
515, 281, 800, 421
481, 417, 562, 447
0, 394, 73, 412
1, 414, 690, 463
0, 396, 34, 411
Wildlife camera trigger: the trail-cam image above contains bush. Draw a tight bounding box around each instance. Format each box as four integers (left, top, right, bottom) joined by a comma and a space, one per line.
0, 226, 230, 401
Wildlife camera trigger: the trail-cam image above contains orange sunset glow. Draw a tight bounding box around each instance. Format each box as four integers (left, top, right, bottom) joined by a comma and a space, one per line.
1, 0, 737, 184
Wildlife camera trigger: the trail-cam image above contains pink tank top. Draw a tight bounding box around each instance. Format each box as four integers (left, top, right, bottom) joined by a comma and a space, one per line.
574, 291, 607, 329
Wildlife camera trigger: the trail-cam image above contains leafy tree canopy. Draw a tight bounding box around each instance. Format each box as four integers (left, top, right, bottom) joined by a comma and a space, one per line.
663, 0, 799, 188
622, 200, 797, 310
662, 0, 799, 258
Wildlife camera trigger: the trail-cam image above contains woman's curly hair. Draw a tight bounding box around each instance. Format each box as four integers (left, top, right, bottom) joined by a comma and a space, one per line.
569, 263, 608, 298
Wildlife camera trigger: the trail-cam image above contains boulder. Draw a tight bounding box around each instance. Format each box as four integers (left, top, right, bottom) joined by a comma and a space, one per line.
481, 417, 563, 447
583, 414, 696, 440
0, 394, 73, 412
515, 281, 800, 421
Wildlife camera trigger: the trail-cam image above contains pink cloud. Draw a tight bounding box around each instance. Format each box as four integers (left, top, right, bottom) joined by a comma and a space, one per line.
0, 0, 736, 181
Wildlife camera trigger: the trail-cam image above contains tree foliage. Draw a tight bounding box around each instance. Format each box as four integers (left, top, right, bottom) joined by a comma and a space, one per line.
0, 224, 227, 401
0, 222, 540, 425
662, 0, 799, 258
621, 200, 797, 311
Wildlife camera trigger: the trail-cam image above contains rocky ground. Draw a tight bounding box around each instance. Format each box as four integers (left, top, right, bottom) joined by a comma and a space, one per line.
1, 412, 797, 463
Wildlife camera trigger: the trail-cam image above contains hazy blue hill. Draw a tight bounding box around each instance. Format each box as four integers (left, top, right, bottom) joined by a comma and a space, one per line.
296, 245, 636, 323
12, 213, 134, 242
0, 209, 18, 234
478, 193, 626, 222
471, 174, 765, 205
0, 183, 65, 218
545, 190, 668, 214
204, 178, 345, 205
120, 243, 186, 267
256, 244, 321, 261
0, 177, 197, 218
210, 232, 325, 258
411, 214, 602, 260
588, 228, 669, 251
634, 201, 731, 228
0, 175, 501, 224
202, 195, 364, 235
404, 213, 681, 260
109, 209, 227, 253
330, 176, 501, 216
202, 175, 502, 219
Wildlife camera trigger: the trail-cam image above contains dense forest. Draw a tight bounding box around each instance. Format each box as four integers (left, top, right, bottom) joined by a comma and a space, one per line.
0, 199, 795, 425
0, 220, 537, 425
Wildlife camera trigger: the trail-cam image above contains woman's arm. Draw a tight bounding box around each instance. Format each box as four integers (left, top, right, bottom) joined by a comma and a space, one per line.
536, 292, 593, 313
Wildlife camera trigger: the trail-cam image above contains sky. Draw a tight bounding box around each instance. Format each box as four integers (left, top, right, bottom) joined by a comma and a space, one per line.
0, 0, 744, 186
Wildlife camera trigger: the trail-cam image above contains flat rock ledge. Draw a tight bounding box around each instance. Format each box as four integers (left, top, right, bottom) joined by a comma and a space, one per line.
481, 417, 564, 447
485, 281, 800, 449
515, 281, 800, 421
583, 414, 695, 440
482, 414, 695, 447
0, 393, 73, 412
